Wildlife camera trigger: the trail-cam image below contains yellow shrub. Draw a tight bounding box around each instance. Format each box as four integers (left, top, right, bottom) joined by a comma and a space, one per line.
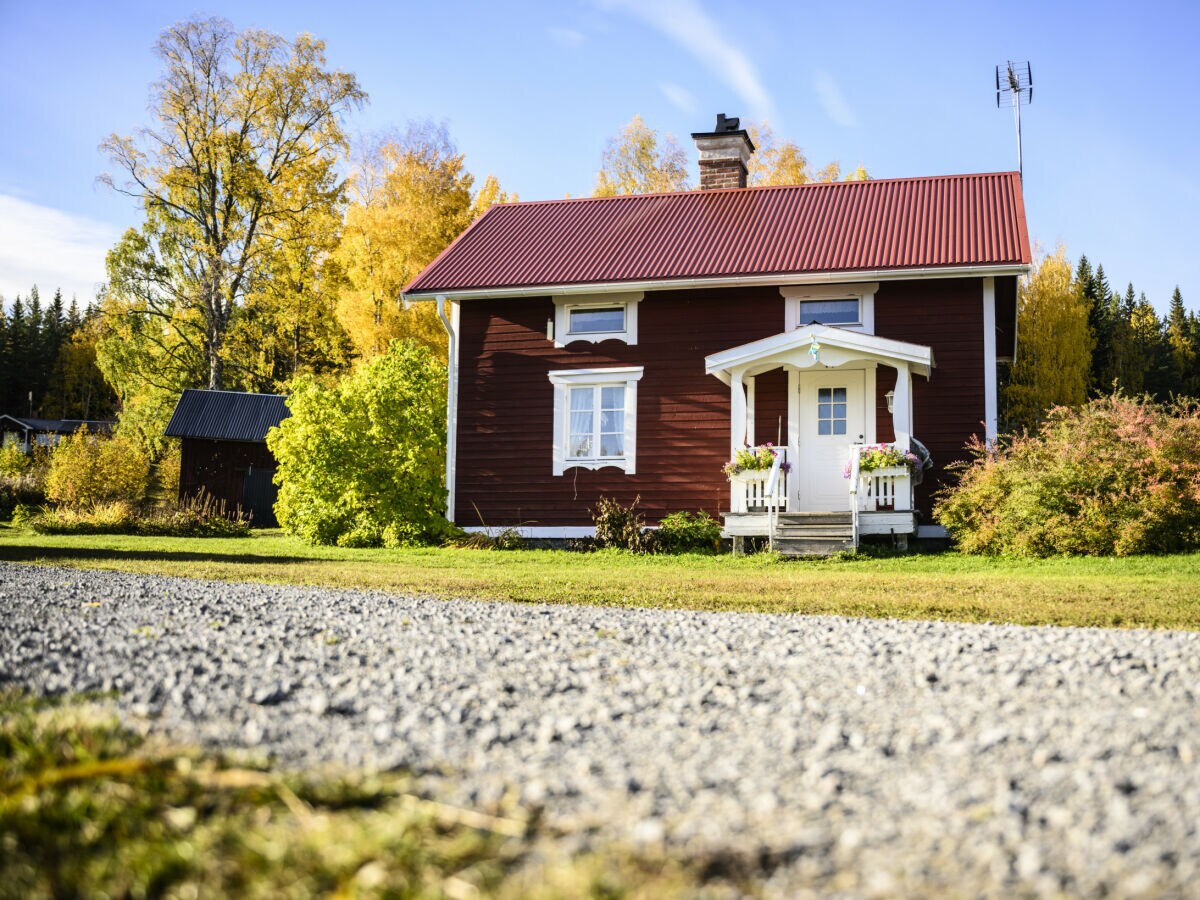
45, 430, 151, 507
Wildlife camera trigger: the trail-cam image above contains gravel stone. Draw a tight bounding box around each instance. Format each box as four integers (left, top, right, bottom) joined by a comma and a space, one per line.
2, 561, 1198, 896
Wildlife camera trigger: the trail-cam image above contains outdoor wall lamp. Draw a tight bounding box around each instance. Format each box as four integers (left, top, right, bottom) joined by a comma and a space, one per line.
885, 389, 895, 413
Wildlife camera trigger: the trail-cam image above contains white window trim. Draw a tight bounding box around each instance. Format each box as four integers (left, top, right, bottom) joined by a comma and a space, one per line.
552, 292, 642, 347
548, 366, 644, 475
781, 283, 877, 334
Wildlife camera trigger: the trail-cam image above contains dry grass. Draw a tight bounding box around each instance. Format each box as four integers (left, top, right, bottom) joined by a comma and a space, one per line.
1, 691, 722, 899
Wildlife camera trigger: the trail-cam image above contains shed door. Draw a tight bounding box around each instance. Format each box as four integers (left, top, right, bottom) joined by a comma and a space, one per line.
242, 468, 279, 527
797, 370, 865, 511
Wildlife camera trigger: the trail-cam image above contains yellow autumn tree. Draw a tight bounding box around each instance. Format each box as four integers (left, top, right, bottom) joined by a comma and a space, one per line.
746, 121, 869, 186
592, 116, 868, 194
1004, 247, 1094, 432
593, 115, 690, 196
99, 17, 365, 391
336, 123, 513, 361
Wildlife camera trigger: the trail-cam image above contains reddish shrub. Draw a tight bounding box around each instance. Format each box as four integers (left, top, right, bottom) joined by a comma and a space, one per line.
935, 395, 1200, 556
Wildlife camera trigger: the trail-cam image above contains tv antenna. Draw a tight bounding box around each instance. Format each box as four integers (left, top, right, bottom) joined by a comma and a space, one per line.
995, 60, 1032, 179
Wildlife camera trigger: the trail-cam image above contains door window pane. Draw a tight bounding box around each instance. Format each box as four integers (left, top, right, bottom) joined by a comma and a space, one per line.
817, 386, 848, 437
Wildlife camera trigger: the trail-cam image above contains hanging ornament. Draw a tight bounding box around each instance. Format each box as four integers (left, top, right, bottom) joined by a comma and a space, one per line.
808, 336, 821, 363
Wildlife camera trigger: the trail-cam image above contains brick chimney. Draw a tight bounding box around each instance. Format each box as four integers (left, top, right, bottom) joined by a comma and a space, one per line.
691, 113, 755, 190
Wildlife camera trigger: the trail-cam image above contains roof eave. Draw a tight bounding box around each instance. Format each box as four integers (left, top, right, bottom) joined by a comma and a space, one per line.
402, 263, 1032, 303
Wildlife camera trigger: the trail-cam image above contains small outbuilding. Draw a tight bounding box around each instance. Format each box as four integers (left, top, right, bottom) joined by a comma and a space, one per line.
164, 389, 290, 527
0, 415, 114, 452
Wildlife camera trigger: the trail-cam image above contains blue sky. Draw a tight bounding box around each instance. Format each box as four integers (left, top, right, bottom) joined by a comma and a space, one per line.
1, 0, 1197, 312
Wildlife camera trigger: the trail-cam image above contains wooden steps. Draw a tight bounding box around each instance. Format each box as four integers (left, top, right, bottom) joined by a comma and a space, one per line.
773, 511, 854, 557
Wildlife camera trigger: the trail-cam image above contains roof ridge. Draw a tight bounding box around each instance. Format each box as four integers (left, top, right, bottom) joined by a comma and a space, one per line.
484, 171, 1022, 209
180, 387, 287, 399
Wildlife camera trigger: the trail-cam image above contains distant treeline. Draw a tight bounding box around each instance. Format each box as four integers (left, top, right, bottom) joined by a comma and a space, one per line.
1077, 256, 1199, 399
0, 286, 117, 421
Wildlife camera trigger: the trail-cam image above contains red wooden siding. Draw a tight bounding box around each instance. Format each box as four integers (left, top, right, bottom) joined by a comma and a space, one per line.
456, 288, 786, 527
753, 369, 789, 447
873, 278, 987, 517
457, 279, 990, 527
179, 438, 278, 525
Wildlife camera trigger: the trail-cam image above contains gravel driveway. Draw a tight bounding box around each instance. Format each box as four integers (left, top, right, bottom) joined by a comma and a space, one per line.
2, 561, 1198, 896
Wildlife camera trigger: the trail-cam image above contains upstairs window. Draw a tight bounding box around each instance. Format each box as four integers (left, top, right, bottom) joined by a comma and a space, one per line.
569, 306, 625, 335
552, 292, 642, 346
782, 283, 877, 333
798, 299, 860, 326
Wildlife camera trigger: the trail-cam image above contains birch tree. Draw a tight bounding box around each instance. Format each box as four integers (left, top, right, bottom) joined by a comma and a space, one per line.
1003, 247, 1094, 432
336, 123, 513, 361
99, 17, 365, 391
593, 115, 690, 196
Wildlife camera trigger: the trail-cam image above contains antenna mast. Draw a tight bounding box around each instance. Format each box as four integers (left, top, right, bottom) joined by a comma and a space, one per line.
995, 60, 1033, 179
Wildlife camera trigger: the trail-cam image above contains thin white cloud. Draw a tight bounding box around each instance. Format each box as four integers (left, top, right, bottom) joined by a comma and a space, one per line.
599, 0, 774, 120
0, 195, 117, 305
814, 69, 858, 128
548, 26, 586, 48
659, 81, 698, 115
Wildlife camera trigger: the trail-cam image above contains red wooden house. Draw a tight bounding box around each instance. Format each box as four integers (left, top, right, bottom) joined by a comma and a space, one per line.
403, 116, 1031, 552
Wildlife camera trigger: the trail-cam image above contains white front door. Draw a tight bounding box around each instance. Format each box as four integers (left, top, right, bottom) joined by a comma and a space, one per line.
796, 369, 866, 511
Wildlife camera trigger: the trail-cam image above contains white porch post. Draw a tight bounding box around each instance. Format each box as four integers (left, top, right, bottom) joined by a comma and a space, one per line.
982, 276, 998, 443
891, 362, 913, 513
729, 368, 748, 514
730, 367, 748, 455
745, 375, 756, 446
892, 362, 912, 449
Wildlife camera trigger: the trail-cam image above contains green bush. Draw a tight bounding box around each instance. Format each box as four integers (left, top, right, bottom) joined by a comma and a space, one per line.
592, 496, 655, 553
656, 510, 722, 554
268, 340, 452, 548
935, 394, 1200, 556
44, 430, 151, 507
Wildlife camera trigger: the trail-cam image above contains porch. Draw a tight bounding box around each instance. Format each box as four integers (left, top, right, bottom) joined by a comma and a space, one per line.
722, 447, 921, 554
704, 324, 935, 556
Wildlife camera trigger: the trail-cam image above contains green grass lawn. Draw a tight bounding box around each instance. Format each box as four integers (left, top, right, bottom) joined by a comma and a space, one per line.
2, 525, 1198, 629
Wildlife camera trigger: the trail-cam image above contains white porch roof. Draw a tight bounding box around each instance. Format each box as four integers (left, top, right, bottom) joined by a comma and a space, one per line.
704, 325, 935, 383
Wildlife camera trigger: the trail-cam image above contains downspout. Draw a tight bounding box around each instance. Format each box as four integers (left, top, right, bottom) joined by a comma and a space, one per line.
435, 295, 459, 523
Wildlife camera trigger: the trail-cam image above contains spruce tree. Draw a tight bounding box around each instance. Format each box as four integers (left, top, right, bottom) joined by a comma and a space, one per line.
1166, 287, 1197, 395
7, 297, 28, 414
1086, 264, 1116, 393
0, 305, 8, 415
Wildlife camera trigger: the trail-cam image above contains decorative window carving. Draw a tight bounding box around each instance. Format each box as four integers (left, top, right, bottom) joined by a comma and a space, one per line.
552, 292, 642, 346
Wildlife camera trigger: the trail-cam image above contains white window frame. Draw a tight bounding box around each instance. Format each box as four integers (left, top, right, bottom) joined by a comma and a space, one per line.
552, 291, 642, 347
781, 283, 877, 334
548, 366, 644, 475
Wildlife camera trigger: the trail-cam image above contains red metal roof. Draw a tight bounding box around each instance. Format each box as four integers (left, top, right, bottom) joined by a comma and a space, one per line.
403, 172, 1030, 298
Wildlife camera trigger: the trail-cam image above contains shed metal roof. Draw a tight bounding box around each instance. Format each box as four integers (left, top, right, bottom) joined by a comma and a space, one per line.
0, 415, 114, 434
404, 172, 1031, 298
164, 389, 289, 443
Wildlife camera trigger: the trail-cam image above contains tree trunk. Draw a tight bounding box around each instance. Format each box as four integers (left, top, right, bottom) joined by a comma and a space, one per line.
208, 320, 224, 390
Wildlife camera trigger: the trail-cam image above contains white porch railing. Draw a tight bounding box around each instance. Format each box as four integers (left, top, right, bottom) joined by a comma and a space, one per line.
729, 446, 790, 551
847, 445, 913, 547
